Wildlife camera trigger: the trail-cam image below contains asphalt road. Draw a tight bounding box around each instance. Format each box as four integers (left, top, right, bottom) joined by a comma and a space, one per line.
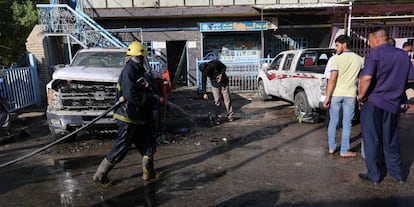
1, 88, 414, 207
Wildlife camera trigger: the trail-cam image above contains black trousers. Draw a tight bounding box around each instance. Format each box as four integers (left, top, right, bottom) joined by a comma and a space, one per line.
106, 120, 156, 164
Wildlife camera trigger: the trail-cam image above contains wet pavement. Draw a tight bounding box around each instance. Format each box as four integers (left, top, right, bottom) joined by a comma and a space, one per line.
1, 87, 414, 206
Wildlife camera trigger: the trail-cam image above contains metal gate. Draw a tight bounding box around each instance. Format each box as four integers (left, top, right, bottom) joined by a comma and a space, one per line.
269, 37, 308, 58
196, 58, 272, 93
350, 24, 414, 57
0, 54, 41, 112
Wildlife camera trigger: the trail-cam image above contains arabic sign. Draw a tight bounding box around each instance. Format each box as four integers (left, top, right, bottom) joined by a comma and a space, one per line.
200, 21, 267, 32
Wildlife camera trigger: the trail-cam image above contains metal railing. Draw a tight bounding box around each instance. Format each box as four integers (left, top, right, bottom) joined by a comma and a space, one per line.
37, 4, 126, 48
0, 53, 41, 112
350, 25, 414, 57
0, 67, 41, 112
196, 58, 272, 93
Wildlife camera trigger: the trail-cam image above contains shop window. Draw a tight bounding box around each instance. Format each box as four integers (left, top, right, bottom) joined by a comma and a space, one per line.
203, 32, 261, 60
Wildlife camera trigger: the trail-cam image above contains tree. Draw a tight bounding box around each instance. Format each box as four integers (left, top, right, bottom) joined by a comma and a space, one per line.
0, 0, 14, 67
0, 0, 47, 67
12, 0, 38, 28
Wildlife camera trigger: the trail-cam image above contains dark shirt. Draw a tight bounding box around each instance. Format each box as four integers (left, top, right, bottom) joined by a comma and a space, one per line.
361, 43, 414, 113
201, 60, 229, 93
115, 59, 149, 122
118, 59, 147, 105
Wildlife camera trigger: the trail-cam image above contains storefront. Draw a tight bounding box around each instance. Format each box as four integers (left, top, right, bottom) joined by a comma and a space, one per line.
200, 21, 267, 60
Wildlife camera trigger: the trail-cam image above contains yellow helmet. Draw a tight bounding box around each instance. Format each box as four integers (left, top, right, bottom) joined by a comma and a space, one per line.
127, 41, 148, 57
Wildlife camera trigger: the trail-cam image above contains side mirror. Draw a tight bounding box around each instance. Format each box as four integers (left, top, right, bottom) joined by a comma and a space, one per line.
54, 64, 67, 71
261, 63, 269, 72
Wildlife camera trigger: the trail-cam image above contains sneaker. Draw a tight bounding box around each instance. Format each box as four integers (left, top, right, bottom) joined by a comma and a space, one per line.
401, 104, 409, 113
228, 117, 234, 122
215, 118, 221, 125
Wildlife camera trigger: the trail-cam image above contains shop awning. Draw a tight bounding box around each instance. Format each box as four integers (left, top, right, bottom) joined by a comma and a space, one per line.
351, 14, 414, 20
253, 3, 349, 10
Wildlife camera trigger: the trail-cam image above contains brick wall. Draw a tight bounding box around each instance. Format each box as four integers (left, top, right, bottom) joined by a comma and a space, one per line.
26, 24, 50, 105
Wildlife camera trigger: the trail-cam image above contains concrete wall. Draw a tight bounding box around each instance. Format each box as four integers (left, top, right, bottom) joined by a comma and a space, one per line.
107, 0, 133, 8
182, 0, 209, 6
235, 0, 256, 5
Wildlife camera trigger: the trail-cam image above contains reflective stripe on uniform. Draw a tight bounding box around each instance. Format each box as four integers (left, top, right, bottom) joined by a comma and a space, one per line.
113, 113, 145, 125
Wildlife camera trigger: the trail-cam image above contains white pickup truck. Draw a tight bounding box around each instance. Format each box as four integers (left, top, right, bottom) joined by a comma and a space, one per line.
46, 48, 127, 139
257, 48, 335, 122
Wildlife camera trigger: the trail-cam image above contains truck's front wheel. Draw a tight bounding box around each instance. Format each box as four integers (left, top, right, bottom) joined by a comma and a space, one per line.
48, 126, 75, 140
49, 126, 64, 140
294, 91, 311, 116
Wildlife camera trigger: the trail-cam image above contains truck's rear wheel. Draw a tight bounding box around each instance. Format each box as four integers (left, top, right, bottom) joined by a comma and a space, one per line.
294, 91, 311, 116
258, 80, 270, 101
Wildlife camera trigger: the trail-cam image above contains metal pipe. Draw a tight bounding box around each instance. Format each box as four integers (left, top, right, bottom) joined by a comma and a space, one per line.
261, 8, 264, 58
66, 35, 73, 62
347, 1, 352, 36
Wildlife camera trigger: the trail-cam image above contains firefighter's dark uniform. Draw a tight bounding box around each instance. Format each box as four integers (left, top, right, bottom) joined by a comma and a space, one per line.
108, 57, 156, 163
93, 53, 158, 187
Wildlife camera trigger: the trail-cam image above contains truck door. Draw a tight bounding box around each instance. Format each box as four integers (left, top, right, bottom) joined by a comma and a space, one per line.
278, 53, 295, 101
265, 53, 285, 96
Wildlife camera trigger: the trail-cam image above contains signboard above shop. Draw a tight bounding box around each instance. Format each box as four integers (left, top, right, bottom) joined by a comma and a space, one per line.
200, 21, 267, 32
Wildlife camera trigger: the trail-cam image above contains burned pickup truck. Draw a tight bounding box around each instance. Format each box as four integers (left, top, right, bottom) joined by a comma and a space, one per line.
46, 48, 126, 139
257, 48, 335, 123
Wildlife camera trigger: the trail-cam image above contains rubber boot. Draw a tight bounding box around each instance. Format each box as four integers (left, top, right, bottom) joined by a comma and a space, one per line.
93, 158, 115, 188
142, 155, 155, 181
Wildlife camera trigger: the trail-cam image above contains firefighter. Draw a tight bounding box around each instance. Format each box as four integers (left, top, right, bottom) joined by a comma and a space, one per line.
93, 41, 161, 187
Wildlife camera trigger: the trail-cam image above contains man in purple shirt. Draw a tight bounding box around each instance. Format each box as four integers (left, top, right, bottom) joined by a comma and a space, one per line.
358, 27, 414, 184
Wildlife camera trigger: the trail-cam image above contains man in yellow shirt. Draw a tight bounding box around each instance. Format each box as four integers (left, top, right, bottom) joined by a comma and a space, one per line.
323, 35, 364, 157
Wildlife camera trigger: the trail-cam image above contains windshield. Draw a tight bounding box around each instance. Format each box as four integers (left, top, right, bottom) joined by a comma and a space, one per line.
297, 50, 335, 74
71, 51, 126, 68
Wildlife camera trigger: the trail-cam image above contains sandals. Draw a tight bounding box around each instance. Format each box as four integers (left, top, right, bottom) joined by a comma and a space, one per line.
328, 149, 357, 158
340, 151, 357, 158
328, 147, 338, 154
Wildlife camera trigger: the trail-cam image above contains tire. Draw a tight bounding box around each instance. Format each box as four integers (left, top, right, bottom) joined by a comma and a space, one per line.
294, 91, 312, 117
49, 125, 77, 140
49, 125, 64, 140
257, 80, 270, 101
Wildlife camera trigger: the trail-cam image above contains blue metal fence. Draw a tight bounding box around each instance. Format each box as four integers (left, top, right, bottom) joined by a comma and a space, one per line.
0, 54, 41, 112
196, 58, 272, 93
149, 61, 163, 78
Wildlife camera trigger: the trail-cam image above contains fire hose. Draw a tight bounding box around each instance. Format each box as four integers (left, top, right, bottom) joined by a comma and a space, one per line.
0, 101, 122, 169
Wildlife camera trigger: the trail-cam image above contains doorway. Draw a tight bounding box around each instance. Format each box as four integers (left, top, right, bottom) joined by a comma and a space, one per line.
166, 41, 187, 86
